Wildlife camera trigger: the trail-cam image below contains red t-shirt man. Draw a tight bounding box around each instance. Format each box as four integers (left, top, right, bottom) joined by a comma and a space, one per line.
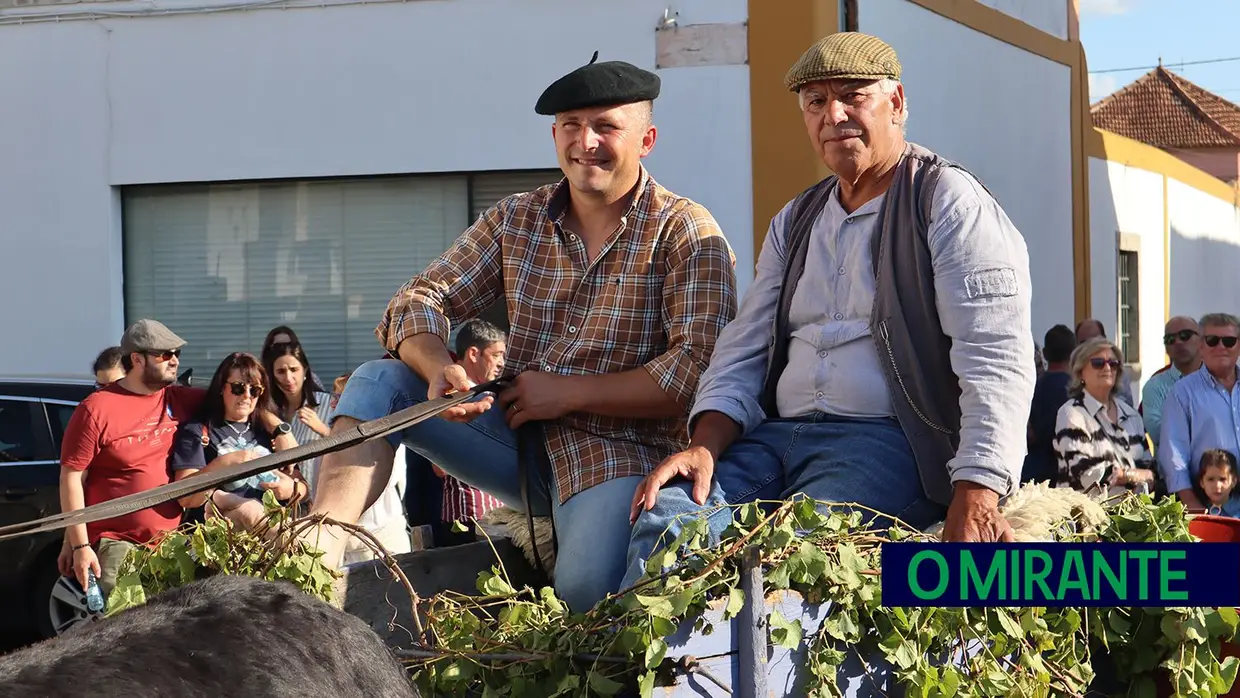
59, 319, 203, 599
61, 383, 203, 545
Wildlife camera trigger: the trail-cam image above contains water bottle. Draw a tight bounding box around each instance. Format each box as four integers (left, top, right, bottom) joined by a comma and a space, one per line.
85, 570, 105, 613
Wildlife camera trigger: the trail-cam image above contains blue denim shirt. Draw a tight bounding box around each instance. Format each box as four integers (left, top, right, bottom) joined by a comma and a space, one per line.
1157, 366, 1240, 495
691, 167, 1033, 495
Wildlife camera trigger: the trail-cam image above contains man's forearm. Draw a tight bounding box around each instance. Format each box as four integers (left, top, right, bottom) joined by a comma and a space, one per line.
565, 368, 683, 419
58, 468, 89, 548
687, 411, 742, 460
1176, 488, 1205, 509
398, 333, 456, 385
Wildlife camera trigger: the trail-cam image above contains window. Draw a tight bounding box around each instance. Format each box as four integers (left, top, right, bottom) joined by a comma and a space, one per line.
1117, 249, 1140, 364
0, 399, 44, 463
45, 401, 79, 455
123, 170, 561, 379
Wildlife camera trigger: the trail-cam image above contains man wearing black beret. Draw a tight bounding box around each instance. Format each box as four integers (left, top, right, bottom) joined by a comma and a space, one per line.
302, 52, 739, 612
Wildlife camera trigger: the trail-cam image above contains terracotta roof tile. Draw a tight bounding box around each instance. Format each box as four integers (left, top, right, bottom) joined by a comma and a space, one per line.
1090, 66, 1240, 149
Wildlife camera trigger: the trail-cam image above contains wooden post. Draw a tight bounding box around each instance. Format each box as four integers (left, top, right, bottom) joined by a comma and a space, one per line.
737, 545, 768, 698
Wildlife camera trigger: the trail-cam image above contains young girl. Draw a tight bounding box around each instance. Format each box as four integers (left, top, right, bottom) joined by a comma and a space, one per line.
1198, 449, 1239, 517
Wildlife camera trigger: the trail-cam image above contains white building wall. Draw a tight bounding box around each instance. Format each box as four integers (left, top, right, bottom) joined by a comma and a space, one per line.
975, 0, 1070, 40
0, 0, 753, 376
1167, 180, 1240, 319
861, 0, 1075, 340
1087, 158, 1167, 394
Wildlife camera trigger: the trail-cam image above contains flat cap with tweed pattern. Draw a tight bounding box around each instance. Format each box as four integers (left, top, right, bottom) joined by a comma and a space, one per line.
783, 32, 902, 91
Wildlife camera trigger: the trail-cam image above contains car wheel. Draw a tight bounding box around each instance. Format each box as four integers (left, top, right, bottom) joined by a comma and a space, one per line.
32, 562, 103, 639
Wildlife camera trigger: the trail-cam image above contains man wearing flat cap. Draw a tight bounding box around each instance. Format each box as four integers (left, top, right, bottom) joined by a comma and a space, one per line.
58, 319, 206, 600
303, 52, 738, 611
629, 32, 1035, 569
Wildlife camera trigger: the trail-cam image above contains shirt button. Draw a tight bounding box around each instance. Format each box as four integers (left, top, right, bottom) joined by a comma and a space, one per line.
568, 325, 578, 334
834, 313, 844, 321
818, 350, 827, 358
838, 267, 846, 275
569, 234, 578, 241
815, 391, 825, 399
543, 362, 552, 371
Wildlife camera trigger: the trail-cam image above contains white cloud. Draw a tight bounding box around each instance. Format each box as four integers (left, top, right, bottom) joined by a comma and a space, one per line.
1089, 74, 1119, 102
1079, 0, 1134, 15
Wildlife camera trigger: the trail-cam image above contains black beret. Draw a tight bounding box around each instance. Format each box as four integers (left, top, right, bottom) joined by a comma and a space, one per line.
534, 51, 661, 116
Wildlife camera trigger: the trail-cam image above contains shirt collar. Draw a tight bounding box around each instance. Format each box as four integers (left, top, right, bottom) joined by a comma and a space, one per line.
1081, 391, 1137, 422
827, 184, 886, 220
546, 165, 653, 226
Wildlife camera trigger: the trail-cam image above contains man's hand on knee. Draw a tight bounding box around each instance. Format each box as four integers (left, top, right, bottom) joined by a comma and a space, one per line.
630, 446, 715, 524
940, 481, 1014, 542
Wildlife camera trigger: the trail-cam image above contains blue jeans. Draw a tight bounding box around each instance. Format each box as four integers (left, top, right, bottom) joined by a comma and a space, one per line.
332, 359, 644, 612
623, 414, 947, 589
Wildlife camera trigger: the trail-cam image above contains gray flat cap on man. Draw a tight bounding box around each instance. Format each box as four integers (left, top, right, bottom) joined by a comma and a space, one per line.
120, 319, 186, 354
784, 31, 902, 91
535, 50, 661, 115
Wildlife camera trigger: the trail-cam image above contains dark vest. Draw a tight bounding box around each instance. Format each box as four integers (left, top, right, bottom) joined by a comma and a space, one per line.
759, 142, 991, 507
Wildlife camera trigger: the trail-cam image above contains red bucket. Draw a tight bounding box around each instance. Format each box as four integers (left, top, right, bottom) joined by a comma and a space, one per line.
1154, 515, 1240, 697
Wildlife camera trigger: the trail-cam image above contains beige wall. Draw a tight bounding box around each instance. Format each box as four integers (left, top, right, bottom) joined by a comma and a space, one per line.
1165, 147, 1240, 184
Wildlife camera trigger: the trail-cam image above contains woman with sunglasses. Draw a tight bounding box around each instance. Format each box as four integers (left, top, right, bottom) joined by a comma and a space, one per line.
263, 341, 334, 499
1053, 337, 1157, 498
170, 352, 305, 532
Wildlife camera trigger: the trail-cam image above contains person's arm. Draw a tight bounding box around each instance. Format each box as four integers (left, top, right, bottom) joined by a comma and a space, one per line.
563, 206, 740, 419
684, 203, 793, 447
381, 200, 509, 383
628, 204, 792, 515
58, 402, 104, 585
1156, 386, 1203, 508
58, 403, 102, 551
251, 409, 296, 451
928, 171, 1035, 500
1140, 374, 1170, 450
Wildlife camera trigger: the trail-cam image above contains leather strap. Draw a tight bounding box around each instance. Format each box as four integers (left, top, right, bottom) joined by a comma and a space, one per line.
0, 379, 509, 542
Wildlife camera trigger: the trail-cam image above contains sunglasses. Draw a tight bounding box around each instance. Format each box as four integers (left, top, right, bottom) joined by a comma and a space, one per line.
1089, 358, 1122, 371
1163, 329, 1199, 346
145, 349, 181, 363
1204, 335, 1239, 349
227, 382, 263, 398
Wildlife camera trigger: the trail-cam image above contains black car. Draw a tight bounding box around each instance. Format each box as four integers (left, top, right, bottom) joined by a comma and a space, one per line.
0, 377, 97, 639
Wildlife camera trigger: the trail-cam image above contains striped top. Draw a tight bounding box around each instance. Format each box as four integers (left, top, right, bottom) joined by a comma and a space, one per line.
285, 390, 335, 498
1053, 391, 1152, 497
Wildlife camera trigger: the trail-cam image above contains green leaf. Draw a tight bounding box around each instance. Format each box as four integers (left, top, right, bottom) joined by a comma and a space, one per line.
788, 541, 830, 585
993, 609, 1022, 638
587, 672, 624, 696
769, 609, 803, 650
834, 543, 865, 589
1220, 655, 1240, 693
479, 571, 516, 597
638, 670, 657, 698
551, 673, 580, 696
723, 587, 745, 620
636, 594, 676, 620
450, 520, 469, 533
644, 636, 668, 670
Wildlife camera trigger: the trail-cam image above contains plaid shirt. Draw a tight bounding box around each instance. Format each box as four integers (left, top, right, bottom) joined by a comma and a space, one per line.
376, 167, 738, 502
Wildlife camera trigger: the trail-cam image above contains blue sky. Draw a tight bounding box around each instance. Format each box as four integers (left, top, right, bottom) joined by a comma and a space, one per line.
1080, 0, 1240, 104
